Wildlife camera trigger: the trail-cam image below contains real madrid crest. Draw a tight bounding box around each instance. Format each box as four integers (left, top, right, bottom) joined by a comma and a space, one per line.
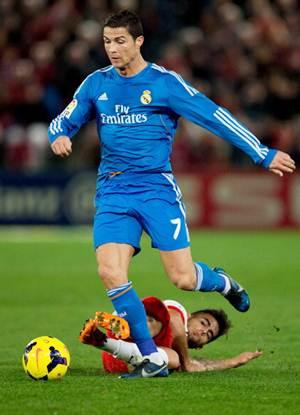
140, 90, 152, 105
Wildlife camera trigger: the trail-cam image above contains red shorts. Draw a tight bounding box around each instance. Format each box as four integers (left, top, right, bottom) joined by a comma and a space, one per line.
101, 296, 173, 373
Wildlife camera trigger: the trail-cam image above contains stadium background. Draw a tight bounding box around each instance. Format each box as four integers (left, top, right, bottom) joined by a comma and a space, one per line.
0, 0, 299, 227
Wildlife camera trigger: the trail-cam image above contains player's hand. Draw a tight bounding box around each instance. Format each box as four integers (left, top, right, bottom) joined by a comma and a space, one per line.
51, 136, 72, 157
231, 351, 263, 367
268, 151, 296, 177
182, 359, 205, 372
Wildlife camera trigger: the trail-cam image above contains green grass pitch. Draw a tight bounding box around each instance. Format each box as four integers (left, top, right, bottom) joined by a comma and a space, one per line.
0, 228, 299, 415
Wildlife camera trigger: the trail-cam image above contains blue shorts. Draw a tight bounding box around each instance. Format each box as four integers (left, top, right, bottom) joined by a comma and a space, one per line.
93, 173, 190, 253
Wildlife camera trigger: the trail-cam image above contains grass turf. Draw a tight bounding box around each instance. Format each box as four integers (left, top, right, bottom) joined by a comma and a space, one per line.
0, 228, 299, 415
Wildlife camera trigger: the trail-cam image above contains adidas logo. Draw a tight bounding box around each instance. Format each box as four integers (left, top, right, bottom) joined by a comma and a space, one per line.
98, 92, 108, 101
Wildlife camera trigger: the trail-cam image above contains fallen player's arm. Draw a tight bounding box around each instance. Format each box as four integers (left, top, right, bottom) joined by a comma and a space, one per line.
168, 309, 191, 370
184, 351, 263, 372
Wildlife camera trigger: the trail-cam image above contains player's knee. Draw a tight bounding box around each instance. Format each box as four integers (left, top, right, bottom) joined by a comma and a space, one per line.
170, 272, 195, 290
166, 350, 180, 370
97, 264, 125, 288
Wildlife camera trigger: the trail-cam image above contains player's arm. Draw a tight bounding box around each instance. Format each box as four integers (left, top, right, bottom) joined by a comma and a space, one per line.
186, 351, 262, 372
168, 309, 193, 371
165, 73, 295, 176
48, 74, 96, 157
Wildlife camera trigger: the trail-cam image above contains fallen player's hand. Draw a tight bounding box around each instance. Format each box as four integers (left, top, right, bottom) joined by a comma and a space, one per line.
268, 151, 296, 177
51, 136, 72, 157
231, 351, 263, 367
182, 359, 204, 372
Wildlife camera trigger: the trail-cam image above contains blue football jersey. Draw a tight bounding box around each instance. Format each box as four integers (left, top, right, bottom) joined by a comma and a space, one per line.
48, 63, 276, 176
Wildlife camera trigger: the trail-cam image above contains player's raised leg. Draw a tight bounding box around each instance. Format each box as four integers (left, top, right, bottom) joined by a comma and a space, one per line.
141, 186, 250, 313
160, 247, 250, 312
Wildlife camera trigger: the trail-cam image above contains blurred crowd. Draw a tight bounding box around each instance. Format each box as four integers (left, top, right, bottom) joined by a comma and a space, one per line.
0, 0, 299, 173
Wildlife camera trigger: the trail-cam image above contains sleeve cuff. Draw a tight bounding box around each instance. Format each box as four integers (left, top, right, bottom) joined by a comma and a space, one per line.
261, 148, 277, 169
48, 133, 61, 144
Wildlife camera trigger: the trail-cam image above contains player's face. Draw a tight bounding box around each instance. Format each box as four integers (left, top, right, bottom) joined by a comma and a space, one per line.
103, 26, 144, 70
147, 315, 163, 337
187, 313, 219, 348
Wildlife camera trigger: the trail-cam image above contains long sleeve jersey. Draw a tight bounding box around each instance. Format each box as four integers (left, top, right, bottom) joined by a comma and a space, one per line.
48, 63, 276, 176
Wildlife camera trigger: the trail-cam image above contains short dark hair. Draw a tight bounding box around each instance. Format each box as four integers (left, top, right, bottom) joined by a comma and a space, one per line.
188, 309, 232, 349
103, 10, 143, 39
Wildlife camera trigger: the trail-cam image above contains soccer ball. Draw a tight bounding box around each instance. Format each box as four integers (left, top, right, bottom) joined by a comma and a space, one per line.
22, 336, 70, 380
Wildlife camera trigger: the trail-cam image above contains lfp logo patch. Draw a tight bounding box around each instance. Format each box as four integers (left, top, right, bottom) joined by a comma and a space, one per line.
62, 99, 78, 118
140, 90, 152, 105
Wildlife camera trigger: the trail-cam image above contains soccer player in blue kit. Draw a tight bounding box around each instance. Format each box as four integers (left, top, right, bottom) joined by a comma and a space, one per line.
48, 10, 296, 378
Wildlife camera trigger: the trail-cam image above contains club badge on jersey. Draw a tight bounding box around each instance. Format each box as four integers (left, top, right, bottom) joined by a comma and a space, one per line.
140, 90, 152, 105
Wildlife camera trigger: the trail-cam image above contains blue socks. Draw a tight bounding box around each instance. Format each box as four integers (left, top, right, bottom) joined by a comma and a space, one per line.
107, 281, 157, 356
194, 262, 226, 292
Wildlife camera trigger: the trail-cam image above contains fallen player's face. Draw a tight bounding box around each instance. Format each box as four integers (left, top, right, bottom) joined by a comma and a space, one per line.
187, 312, 219, 348
103, 26, 143, 70
147, 315, 163, 337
